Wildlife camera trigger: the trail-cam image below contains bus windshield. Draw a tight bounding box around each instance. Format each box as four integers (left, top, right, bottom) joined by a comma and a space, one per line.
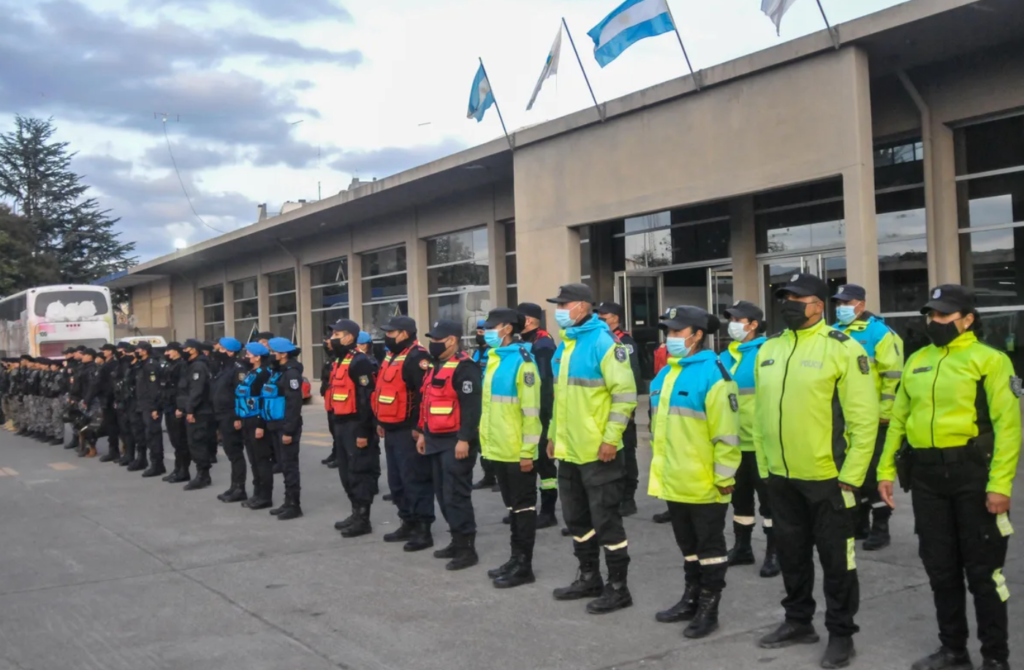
34, 290, 110, 320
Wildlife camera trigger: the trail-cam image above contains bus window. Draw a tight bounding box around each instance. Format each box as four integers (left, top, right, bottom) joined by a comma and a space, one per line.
35, 290, 110, 319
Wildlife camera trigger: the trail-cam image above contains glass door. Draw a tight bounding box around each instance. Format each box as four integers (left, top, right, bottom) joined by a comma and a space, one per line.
708, 266, 733, 352
759, 254, 847, 332
614, 271, 663, 381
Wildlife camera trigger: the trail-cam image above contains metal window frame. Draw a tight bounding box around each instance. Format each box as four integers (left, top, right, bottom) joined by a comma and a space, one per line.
957, 221, 1024, 234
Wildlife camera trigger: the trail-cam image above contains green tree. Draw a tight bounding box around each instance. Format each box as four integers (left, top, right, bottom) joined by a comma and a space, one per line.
0, 116, 136, 292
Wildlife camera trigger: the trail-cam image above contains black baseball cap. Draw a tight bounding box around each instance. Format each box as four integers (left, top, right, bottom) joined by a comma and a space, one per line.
81, 348, 97, 358
136, 341, 153, 352
62, 347, 76, 355
381, 315, 416, 333
182, 338, 202, 350
121, 343, 137, 353
330, 319, 361, 336
546, 283, 594, 305
482, 308, 521, 330
775, 273, 829, 304
426, 319, 463, 340
517, 302, 544, 321
921, 284, 976, 316
75, 345, 87, 352
723, 300, 764, 323
165, 342, 183, 354
596, 302, 625, 321
833, 284, 867, 302
659, 305, 720, 334
100, 344, 118, 353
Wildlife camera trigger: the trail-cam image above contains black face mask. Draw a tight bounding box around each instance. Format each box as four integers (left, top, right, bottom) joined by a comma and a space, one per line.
779, 300, 811, 330
384, 336, 404, 354
475, 333, 487, 348
926, 320, 961, 348
428, 341, 448, 360
330, 339, 352, 357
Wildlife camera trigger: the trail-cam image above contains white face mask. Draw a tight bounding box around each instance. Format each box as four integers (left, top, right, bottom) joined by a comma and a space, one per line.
728, 321, 749, 342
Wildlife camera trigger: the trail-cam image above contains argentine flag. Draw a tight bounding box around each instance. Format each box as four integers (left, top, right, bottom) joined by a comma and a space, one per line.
526, 26, 563, 111
467, 63, 495, 122
588, 0, 675, 68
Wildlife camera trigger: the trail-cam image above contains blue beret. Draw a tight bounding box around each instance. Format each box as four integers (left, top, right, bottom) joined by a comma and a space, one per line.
476, 319, 486, 328
357, 331, 372, 344
219, 337, 242, 353
268, 337, 296, 353
245, 342, 269, 357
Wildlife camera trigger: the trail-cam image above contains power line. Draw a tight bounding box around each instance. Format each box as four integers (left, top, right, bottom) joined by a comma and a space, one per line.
158, 114, 226, 235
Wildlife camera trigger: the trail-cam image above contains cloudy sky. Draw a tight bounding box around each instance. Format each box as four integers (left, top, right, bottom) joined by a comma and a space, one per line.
0, 0, 908, 262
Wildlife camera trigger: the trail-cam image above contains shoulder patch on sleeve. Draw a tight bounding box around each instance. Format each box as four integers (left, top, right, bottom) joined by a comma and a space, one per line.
419, 358, 431, 370
289, 379, 300, 390
192, 372, 199, 380
828, 329, 851, 343
1011, 376, 1023, 398
729, 393, 739, 412
614, 346, 628, 363
359, 375, 370, 386
714, 359, 733, 382
462, 380, 473, 394
238, 372, 246, 381
858, 355, 870, 375
523, 371, 535, 387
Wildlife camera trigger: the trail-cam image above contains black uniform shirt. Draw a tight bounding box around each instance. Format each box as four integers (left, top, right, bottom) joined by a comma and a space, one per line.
136, 356, 164, 413
185, 355, 213, 416
212, 355, 248, 418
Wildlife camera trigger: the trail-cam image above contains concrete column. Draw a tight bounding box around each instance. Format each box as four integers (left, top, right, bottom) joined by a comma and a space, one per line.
842, 48, 880, 312
517, 225, 581, 342
297, 263, 311, 354
257, 273, 270, 334
406, 212, 429, 328
930, 123, 961, 285
729, 196, 758, 303
488, 219, 507, 308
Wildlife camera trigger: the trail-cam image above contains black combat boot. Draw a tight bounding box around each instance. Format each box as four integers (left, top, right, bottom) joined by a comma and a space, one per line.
502, 515, 511, 525
277, 495, 303, 521
445, 532, 479, 571
162, 467, 179, 482
683, 590, 722, 639
167, 468, 191, 484
910, 647, 973, 670
536, 490, 558, 529
64, 435, 78, 450
127, 457, 147, 472
403, 522, 434, 552
216, 485, 236, 502
222, 485, 248, 503
246, 487, 273, 510
553, 564, 604, 601
270, 503, 287, 516
141, 463, 166, 478
854, 505, 870, 540
820, 634, 855, 669
862, 515, 891, 551
341, 506, 372, 538
99, 447, 120, 463
183, 469, 211, 491
586, 569, 633, 614
320, 455, 335, 465
471, 475, 496, 490
433, 534, 457, 559
653, 509, 671, 524
334, 512, 356, 531
760, 527, 781, 578
728, 522, 756, 566
759, 621, 820, 649
382, 492, 391, 500
383, 520, 415, 543
656, 582, 701, 623
488, 554, 518, 580
493, 556, 535, 589
976, 660, 1010, 670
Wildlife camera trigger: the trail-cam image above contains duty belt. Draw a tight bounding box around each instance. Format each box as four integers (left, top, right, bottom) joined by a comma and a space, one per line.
913, 446, 970, 465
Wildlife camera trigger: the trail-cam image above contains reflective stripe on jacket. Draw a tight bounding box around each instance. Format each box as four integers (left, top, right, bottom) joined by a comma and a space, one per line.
719, 336, 766, 453
480, 343, 542, 462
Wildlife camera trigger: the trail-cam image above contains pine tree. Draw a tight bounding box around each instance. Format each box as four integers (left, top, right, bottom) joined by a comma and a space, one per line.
0, 116, 136, 291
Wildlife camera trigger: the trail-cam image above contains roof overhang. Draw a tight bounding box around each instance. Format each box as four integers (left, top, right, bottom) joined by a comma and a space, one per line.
96, 272, 168, 289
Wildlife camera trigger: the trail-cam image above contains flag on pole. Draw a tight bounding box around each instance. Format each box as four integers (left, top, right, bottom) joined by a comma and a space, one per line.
467, 63, 495, 122
762, 0, 799, 35
526, 26, 563, 111
587, 0, 675, 68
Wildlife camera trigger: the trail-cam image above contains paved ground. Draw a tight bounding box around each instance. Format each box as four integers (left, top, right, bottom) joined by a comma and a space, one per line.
0, 403, 1022, 670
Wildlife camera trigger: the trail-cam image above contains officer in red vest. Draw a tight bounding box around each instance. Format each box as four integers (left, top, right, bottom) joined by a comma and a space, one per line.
373, 315, 436, 551
417, 319, 482, 571
327, 319, 380, 539
517, 302, 560, 529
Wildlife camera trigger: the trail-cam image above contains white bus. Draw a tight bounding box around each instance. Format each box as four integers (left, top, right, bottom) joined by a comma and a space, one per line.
0, 285, 115, 357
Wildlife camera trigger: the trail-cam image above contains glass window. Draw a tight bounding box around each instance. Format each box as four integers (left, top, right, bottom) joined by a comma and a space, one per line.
756, 202, 845, 254
427, 228, 492, 344
613, 202, 731, 270
362, 246, 406, 277
310, 258, 349, 346
201, 284, 225, 340
956, 173, 1024, 229
233, 278, 257, 301
876, 185, 928, 314
268, 271, 296, 294
429, 292, 490, 345
503, 221, 516, 253
203, 305, 224, 323
957, 116, 1024, 176
204, 323, 225, 342
363, 301, 408, 341
312, 306, 349, 342
231, 277, 258, 339
506, 287, 518, 307
362, 247, 408, 342
874, 141, 924, 189
266, 270, 297, 341
201, 285, 224, 306
426, 228, 488, 265
363, 274, 409, 301
960, 228, 1024, 309
269, 315, 297, 340
505, 222, 517, 307
234, 299, 258, 320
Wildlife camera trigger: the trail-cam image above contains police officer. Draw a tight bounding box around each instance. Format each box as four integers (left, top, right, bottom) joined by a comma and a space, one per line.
135, 342, 165, 478
546, 283, 638, 614
650, 306, 741, 639
111, 343, 137, 465
479, 308, 543, 588
237, 342, 274, 510
126, 346, 149, 472
878, 285, 1020, 670
517, 302, 560, 530
417, 319, 482, 571
97, 345, 122, 462
319, 334, 339, 469
373, 315, 434, 550
200, 341, 220, 465
47, 359, 67, 444
162, 343, 191, 483
179, 339, 214, 491
832, 283, 905, 551
596, 302, 644, 518
61, 348, 80, 448
326, 320, 380, 537
77, 349, 102, 458
753, 273, 879, 669
471, 318, 499, 492
212, 337, 249, 502
264, 337, 304, 520
720, 300, 778, 578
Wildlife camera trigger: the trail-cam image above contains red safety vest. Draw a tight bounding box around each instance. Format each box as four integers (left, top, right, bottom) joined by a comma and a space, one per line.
372, 341, 425, 424
654, 343, 668, 376
420, 352, 469, 434
327, 352, 357, 416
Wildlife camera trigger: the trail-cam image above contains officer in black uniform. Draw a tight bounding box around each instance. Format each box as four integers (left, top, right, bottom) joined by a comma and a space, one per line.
135, 342, 166, 478
266, 337, 305, 520
126, 347, 149, 472
180, 339, 214, 490
162, 343, 191, 483
211, 337, 249, 503
327, 319, 380, 538
97, 344, 122, 462
596, 302, 644, 517
200, 341, 220, 465
319, 334, 339, 469
77, 349, 102, 458
112, 343, 137, 465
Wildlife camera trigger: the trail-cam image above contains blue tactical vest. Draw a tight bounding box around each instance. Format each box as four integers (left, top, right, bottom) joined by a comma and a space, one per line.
260, 371, 285, 422
235, 369, 262, 419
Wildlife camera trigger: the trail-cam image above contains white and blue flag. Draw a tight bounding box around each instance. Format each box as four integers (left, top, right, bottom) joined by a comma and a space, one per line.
587, 0, 675, 68
467, 62, 495, 122
526, 26, 563, 111
762, 0, 798, 35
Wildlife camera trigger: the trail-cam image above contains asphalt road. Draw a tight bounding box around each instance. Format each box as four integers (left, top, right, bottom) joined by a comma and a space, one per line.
0, 403, 1021, 670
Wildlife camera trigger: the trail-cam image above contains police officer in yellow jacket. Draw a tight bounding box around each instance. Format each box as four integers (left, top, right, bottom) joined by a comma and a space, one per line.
545, 283, 638, 615
753, 273, 879, 669
878, 285, 1020, 670
650, 306, 741, 640
832, 283, 905, 551
479, 308, 543, 589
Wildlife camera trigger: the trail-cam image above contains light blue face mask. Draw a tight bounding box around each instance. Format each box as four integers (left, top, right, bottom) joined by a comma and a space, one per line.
666, 336, 691, 358
836, 305, 857, 325
483, 329, 504, 349
555, 309, 575, 329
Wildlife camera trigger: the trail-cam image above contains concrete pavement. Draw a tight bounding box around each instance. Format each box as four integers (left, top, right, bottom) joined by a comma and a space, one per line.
0, 405, 1021, 670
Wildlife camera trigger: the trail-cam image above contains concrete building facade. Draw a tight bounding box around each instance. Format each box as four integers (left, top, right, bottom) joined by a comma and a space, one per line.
111, 0, 1024, 376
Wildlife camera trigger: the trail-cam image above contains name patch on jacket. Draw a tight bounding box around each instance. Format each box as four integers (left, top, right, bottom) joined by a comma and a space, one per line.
858, 356, 870, 375
802, 360, 823, 370
760, 360, 774, 367
913, 366, 933, 374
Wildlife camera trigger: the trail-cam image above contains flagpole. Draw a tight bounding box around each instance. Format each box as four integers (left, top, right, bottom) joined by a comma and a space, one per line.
562, 18, 604, 122
479, 57, 514, 152
664, 2, 701, 90
815, 0, 841, 49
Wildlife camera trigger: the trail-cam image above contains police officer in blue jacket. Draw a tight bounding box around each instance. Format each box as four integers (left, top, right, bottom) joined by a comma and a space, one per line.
237, 342, 274, 510
265, 338, 305, 521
